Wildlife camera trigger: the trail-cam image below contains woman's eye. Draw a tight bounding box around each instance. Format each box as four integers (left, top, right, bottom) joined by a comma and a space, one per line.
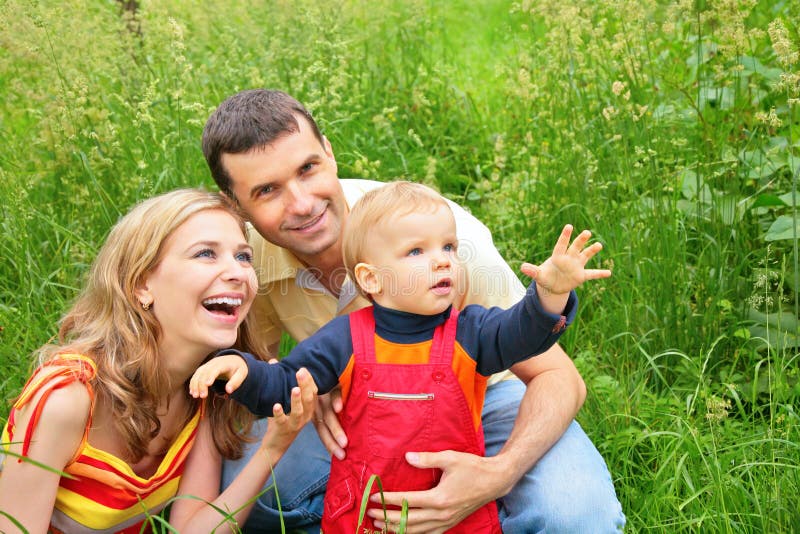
194, 248, 215, 259
236, 251, 254, 264
407, 248, 422, 256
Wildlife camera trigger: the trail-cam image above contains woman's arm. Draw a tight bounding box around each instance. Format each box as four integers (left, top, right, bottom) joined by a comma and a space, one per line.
0, 382, 90, 534
169, 368, 317, 533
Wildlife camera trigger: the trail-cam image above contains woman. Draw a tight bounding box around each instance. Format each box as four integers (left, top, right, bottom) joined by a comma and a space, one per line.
0, 189, 317, 533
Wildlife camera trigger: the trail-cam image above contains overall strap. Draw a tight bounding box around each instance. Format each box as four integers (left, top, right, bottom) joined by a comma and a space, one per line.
349, 306, 377, 364
428, 307, 459, 365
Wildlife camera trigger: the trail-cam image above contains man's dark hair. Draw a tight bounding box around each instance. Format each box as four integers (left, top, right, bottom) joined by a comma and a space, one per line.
202, 89, 324, 196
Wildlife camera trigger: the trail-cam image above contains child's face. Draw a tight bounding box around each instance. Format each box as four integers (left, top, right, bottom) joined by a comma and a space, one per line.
363, 203, 463, 315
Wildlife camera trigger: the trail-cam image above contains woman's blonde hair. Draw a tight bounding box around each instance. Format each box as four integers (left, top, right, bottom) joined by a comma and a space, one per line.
38, 188, 260, 461
342, 181, 450, 298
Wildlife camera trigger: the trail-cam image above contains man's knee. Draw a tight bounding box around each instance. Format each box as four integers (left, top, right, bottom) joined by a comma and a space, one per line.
498, 420, 626, 533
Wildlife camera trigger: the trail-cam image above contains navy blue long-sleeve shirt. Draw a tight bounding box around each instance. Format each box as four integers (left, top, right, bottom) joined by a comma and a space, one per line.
216, 283, 577, 417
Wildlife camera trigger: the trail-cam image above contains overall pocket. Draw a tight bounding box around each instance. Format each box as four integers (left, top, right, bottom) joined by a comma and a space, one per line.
366, 390, 434, 459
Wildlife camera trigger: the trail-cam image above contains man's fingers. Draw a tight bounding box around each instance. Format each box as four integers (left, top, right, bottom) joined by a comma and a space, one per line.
330, 386, 344, 413
313, 392, 348, 459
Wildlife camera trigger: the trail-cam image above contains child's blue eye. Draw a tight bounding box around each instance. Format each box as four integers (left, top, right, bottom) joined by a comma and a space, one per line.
443, 243, 455, 252
407, 248, 422, 256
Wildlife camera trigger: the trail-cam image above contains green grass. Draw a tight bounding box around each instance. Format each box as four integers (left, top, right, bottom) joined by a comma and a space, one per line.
1, 0, 799, 531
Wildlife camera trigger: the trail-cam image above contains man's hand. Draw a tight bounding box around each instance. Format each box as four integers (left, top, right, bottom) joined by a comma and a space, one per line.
312, 387, 349, 460
367, 450, 509, 533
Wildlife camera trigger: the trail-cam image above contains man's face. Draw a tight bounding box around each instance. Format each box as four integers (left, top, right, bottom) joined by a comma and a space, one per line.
222, 116, 347, 264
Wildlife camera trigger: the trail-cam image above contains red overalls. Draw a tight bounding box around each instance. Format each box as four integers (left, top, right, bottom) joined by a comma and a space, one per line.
321, 307, 502, 533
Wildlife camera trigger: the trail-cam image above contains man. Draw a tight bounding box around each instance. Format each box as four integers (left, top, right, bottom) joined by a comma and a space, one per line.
202, 89, 625, 533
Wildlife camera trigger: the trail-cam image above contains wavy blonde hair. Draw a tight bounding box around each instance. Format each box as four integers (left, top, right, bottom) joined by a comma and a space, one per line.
37, 188, 262, 461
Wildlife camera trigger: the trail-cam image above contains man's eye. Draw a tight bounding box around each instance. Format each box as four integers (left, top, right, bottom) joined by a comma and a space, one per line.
300, 162, 315, 174
258, 185, 274, 196
407, 248, 422, 256
236, 251, 254, 264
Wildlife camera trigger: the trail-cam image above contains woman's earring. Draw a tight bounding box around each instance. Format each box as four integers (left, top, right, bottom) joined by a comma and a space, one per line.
142, 301, 151, 311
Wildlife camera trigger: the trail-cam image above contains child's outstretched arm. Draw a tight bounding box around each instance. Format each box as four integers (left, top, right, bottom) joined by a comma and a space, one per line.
522, 224, 611, 315
189, 354, 249, 398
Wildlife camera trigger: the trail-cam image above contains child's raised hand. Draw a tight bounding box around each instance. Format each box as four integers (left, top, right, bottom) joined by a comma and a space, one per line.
189, 354, 249, 399
521, 224, 611, 296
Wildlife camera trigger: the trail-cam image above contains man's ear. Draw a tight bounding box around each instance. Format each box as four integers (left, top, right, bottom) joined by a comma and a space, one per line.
322, 135, 338, 165
220, 189, 239, 208
353, 262, 382, 297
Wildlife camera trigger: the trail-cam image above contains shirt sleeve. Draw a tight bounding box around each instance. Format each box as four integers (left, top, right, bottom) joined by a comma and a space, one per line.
457, 283, 578, 376
218, 316, 354, 416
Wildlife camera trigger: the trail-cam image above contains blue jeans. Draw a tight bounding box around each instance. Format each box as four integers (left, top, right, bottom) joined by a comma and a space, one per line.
221, 379, 625, 533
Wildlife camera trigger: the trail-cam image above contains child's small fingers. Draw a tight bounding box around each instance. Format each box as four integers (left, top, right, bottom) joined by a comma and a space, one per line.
568, 229, 592, 253
553, 224, 574, 254
520, 262, 538, 279
580, 241, 604, 261
584, 268, 613, 280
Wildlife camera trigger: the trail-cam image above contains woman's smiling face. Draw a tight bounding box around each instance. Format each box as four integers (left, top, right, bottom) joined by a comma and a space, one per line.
137, 208, 258, 358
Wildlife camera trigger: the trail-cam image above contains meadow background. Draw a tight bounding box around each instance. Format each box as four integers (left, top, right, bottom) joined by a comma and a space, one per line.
1, 0, 799, 531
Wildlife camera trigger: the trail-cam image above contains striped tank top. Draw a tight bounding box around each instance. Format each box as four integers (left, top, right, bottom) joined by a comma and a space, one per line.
1, 354, 201, 533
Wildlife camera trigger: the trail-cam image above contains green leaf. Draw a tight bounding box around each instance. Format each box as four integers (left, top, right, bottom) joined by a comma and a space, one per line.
779, 192, 800, 207
738, 55, 782, 82
748, 158, 786, 180
747, 307, 800, 331
765, 215, 800, 241
747, 325, 800, 351
716, 195, 740, 224
687, 41, 717, 67
698, 85, 734, 110
680, 169, 712, 202
733, 328, 751, 339
752, 193, 788, 208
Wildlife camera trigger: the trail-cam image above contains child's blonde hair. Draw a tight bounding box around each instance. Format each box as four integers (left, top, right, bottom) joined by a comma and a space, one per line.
342, 181, 451, 298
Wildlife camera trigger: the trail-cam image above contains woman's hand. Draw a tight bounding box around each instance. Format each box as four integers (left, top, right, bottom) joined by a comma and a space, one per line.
259, 367, 318, 455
